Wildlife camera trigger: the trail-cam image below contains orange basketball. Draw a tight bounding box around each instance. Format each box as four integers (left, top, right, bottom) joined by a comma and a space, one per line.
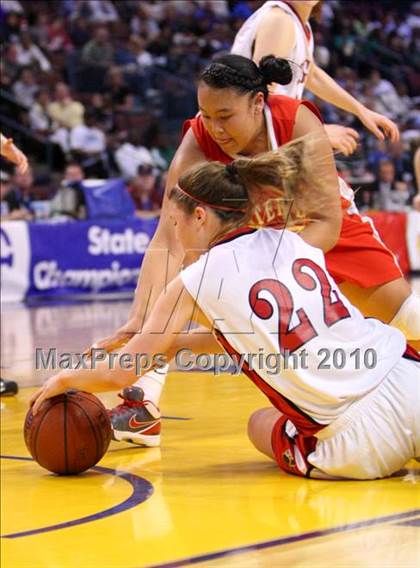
24, 390, 112, 475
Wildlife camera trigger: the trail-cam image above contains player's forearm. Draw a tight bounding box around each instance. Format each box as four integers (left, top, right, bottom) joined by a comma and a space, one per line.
128, 232, 184, 327
59, 362, 137, 393
166, 326, 224, 361
307, 64, 363, 117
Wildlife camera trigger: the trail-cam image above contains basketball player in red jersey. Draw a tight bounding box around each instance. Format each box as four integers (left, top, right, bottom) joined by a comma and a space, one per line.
231, 1, 399, 156
92, 55, 418, 446
31, 141, 420, 480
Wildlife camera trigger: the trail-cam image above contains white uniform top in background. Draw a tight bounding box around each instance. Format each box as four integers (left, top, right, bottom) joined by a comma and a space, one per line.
231, 0, 314, 99
180, 229, 406, 424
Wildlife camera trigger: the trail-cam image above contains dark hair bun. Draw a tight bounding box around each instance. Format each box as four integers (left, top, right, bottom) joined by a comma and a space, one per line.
259, 55, 292, 86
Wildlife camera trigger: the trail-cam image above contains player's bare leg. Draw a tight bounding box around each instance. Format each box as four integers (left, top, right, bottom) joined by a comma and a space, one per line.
247, 407, 281, 461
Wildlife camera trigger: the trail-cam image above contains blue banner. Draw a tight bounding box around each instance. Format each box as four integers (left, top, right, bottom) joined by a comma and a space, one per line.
23, 217, 158, 298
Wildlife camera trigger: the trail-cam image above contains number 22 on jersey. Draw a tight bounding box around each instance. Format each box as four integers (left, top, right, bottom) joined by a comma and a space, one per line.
249, 258, 351, 354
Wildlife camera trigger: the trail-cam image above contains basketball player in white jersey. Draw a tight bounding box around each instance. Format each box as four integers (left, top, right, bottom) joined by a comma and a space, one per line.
32, 138, 420, 480
231, 1, 399, 156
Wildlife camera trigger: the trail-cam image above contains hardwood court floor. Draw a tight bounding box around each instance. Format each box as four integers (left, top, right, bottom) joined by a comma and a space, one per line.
1, 299, 419, 568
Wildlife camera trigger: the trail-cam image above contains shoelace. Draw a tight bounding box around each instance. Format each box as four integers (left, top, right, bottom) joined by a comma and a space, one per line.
110, 394, 158, 415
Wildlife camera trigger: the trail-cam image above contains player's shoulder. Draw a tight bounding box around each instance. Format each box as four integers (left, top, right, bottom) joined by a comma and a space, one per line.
267, 94, 302, 116
172, 126, 205, 173
260, 2, 293, 22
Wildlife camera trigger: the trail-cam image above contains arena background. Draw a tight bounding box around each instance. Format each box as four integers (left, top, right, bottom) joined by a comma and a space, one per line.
1, 0, 419, 302
1, 3, 420, 568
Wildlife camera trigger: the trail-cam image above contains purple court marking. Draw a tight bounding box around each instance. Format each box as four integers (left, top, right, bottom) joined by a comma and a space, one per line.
162, 416, 192, 421
144, 508, 420, 568
395, 517, 420, 527
1, 455, 154, 538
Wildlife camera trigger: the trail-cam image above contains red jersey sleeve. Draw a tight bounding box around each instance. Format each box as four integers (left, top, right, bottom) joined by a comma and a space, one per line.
182, 96, 324, 162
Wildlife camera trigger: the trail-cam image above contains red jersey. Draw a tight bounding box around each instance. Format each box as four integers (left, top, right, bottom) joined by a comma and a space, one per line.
181, 94, 403, 288
183, 94, 322, 164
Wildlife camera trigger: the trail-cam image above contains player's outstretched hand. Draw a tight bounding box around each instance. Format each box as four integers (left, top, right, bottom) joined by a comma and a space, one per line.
30, 372, 68, 415
1, 137, 29, 174
324, 124, 359, 156
357, 107, 400, 143
84, 318, 139, 358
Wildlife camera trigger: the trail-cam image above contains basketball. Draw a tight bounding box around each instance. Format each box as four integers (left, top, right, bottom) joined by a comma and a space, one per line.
24, 390, 112, 475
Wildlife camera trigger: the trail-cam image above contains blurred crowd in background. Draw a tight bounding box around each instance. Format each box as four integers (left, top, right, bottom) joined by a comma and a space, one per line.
0, 0, 419, 222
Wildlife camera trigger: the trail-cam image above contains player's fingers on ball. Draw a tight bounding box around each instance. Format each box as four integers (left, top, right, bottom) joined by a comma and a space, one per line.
31, 391, 44, 414
32, 397, 43, 415
29, 391, 39, 407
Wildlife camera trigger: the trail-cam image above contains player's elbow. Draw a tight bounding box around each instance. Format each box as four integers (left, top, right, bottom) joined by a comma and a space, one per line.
319, 214, 342, 252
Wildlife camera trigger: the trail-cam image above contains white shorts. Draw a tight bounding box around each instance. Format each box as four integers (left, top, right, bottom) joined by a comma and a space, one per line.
309, 356, 420, 480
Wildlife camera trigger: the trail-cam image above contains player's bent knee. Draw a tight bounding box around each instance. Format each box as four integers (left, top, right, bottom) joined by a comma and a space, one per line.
390, 292, 420, 340
248, 407, 282, 460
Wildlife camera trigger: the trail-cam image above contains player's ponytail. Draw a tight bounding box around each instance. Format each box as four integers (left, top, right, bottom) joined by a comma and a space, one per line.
259, 55, 293, 86
230, 137, 315, 228
200, 53, 291, 100
169, 134, 324, 230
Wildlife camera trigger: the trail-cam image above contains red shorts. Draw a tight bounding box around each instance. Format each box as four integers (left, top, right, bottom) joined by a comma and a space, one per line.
325, 213, 403, 288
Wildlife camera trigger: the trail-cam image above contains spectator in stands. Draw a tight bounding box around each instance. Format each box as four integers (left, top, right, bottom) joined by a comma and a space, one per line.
104, 67, 131, 110
81, 25, 114, 68
69, 16, 91, 48
374, 159, 410, 212
114, 130, 154, 180
358, 188, 375, 213
46, 17, 73, 53
0, 59, 13, 93
12, 67, 39, 108
50, 162, 85, 219
31, 13, 50, 51
128, 164, 161, 218
142, 123, 169, 171
48, 82, 85, 153
2, 44, 20, 82
29, 88, 52, 135
128, 34, 154, 70
84, 0, 119, 24
130, 4, 160, 39
70, 111, 108, 178
15, 31, 52, 73
90, 93, 113, 131
0, 8, 24, 43
48, 82, 84, 130
368, 70, 402, 120
1, 166, 35, 220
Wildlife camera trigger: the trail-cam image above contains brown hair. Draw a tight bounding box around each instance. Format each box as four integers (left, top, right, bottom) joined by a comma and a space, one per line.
169, 134, 325, 231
